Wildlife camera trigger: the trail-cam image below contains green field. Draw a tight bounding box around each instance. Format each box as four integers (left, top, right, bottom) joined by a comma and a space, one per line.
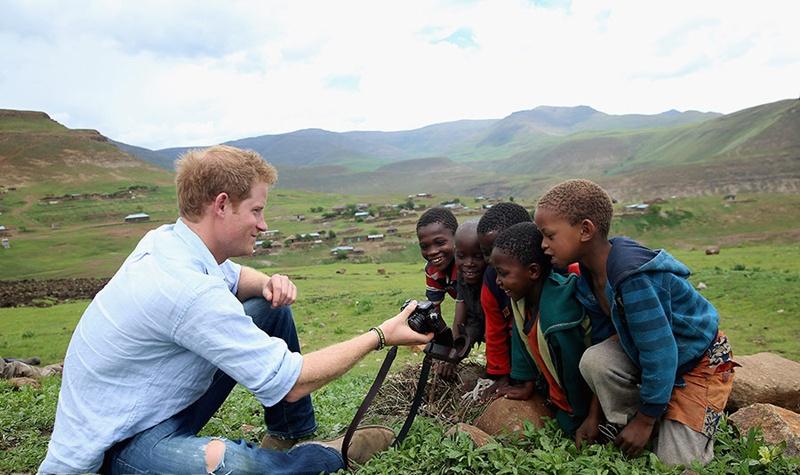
2, 190, 800, 473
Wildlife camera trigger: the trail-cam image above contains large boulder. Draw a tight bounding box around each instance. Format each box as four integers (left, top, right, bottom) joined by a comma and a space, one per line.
728, 403, 800, 456
445, 423, 496, 447
473, 394, 553, 436
727, 353, 800, 412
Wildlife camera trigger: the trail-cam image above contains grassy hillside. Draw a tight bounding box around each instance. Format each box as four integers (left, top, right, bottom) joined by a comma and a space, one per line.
0, 110, 172, 191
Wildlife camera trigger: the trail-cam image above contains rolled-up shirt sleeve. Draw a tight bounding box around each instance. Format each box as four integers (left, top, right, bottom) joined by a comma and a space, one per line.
220, 259, 242, 294
172, 283, 303, 407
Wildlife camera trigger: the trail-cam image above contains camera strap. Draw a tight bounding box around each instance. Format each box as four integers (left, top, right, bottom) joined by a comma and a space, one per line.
341, 346, 433, 469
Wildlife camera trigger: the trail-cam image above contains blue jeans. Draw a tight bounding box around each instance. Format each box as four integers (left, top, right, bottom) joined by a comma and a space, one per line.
103, 298, 344, 474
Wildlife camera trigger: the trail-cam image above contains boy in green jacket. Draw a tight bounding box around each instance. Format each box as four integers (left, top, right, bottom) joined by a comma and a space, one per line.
491, 222, 591, 435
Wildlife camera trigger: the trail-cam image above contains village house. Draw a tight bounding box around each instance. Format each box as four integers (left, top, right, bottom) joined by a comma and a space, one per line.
124, 213, 150, 223
342, 235, 366, 243
367, 234, 384, 242
354, 211, 370, 218
330, 245, 354, 256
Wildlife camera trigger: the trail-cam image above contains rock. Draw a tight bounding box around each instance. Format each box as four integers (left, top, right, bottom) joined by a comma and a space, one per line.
377, 268, 386, 275
445, 423, 496, 447
705, 246, 720, 255
6, 377, 41, 389
473, 394, 553, 436
696, 282, 707, 290
729, 403, 800, 456
728, 353, 800, 412
336, 268, 346, 274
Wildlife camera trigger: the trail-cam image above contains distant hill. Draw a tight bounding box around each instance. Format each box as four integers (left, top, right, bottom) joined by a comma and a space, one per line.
126, 105, 718, 171
6, 99, 798, 201
275, 100, 800, 199
0, 110, 172, 194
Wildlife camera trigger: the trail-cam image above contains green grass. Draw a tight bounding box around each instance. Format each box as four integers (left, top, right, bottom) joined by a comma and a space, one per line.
2, 190, 800, 472
2, 376, 798, 474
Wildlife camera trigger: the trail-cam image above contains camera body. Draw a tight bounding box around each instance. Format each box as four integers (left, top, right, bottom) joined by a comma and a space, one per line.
402, 299, 469, 364
402, 299, 448, 335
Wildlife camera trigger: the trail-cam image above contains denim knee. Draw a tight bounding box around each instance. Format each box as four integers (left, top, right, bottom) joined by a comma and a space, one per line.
243, 298, 293, 328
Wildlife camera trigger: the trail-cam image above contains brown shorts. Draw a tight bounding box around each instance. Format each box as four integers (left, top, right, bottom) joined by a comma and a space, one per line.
665, 332, 737, 437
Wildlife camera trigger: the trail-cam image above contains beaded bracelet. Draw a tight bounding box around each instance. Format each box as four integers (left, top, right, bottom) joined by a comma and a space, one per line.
370, 326, 386, 351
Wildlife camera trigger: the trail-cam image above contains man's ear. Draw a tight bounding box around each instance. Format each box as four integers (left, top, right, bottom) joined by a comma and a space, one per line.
579, 218, 598, 242
212, 192, 230, 218
527, 262, 542, 281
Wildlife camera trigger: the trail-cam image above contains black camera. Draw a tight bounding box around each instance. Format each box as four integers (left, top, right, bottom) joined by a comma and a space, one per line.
402, 299, 448, 335
402, 299, 470, 364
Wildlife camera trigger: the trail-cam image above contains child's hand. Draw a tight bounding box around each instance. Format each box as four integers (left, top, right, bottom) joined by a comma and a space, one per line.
615, 412, 656, 458
478, 375, 509, 401
496, 380, 535, 400
575, 416, 600, 449
434, 361, 458, 380
575, 396, 603, 449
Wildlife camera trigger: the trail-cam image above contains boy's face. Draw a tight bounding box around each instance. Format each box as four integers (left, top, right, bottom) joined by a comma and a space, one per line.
417, 222, 455, 272
455, 229, 486, 285
491, 247, 537, 301
477, 230, 498, 264
533, 207, 583, 268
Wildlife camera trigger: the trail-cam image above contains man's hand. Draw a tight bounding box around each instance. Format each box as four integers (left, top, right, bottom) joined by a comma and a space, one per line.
379, 301, 434, 347
496, 380, 535, 400
614, 412, 656, 458
263, 273, 297, 307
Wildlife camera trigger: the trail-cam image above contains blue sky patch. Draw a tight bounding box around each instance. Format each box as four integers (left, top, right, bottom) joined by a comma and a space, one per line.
326, 74, 361, 91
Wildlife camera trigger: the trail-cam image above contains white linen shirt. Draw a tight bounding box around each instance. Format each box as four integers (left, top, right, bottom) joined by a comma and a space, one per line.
39, 218, 304, 474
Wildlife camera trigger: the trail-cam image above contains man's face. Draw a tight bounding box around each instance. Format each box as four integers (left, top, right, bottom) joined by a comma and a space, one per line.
221, 182, 268, 259
533, 207, 583, 269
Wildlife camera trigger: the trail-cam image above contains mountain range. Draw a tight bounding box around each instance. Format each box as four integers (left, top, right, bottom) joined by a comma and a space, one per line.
2, 100, 798, 200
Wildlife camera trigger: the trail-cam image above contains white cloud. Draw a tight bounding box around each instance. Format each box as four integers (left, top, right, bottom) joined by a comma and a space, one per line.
0, 0, 798, 149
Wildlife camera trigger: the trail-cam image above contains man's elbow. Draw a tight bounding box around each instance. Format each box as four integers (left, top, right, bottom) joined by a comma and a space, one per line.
283, 386, 304, 403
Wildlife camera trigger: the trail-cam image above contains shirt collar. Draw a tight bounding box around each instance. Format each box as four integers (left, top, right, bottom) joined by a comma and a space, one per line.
173, 218, 227, 280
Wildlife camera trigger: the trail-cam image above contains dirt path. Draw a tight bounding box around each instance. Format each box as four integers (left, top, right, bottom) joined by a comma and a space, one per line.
0, 278, 108, 307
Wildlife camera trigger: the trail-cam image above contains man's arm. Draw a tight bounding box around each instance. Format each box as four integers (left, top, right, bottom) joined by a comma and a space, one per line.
237, 266, 297, 307
284, 302, 432, 402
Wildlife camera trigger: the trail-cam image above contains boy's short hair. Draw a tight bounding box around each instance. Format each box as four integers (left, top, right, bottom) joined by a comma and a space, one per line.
416, 207, 458, 234
176, 145, 277, 221
494, 222, 552, 274
537, 179, 614, 238
477, 202, 532, 235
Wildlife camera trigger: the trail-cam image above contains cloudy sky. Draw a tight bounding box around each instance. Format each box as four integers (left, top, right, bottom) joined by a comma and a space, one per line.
1, 0, 798, 150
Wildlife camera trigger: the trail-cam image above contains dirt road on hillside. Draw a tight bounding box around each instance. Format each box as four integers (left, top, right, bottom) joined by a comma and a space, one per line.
0, 278, 108, 307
